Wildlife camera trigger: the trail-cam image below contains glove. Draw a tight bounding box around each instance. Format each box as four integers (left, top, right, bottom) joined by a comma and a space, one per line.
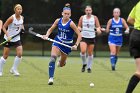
124, 29, 129, 34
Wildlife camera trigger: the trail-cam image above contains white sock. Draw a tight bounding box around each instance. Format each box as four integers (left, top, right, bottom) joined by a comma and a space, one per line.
80, 53, 87, 65
0, 57, 6, 72
12, 56, 22, 70
87, 55, 93, 69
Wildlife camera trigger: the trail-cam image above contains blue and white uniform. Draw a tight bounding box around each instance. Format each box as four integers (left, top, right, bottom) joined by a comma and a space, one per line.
108, 17, 123, 46
52, 18, 74, 55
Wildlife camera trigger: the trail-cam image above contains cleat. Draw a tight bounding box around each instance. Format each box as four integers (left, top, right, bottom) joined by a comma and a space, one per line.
0, 72, 2, 77
10, 69, 20, 76
57, 61, 61, 67
81, 64, 87, 72
87, 68, 92, 73
57, 61, 66, 67
112, 66, 115, 71
48, 78, 53, 85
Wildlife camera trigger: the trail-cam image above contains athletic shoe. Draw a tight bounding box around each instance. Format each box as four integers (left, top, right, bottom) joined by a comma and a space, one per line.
87, 68, 92, 73
48, 77, 53, 85
0, 72, 2, 77
57, 61, 60, 67
10, 69, 20, 76
81, 64, 87, 72
112, 65, 115, 71
57, 61, 66, 67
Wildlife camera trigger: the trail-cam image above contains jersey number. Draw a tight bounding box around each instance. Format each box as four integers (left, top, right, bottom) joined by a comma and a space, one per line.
115, 28, 119, 34
16, 27, 20, 31
60, 32, 67, 39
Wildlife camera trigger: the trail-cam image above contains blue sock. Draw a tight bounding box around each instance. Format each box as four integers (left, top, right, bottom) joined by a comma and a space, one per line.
110, 55, 116, 66
48, 56, 57, 78
114, 56, 118, 65
49, 62, 55, 78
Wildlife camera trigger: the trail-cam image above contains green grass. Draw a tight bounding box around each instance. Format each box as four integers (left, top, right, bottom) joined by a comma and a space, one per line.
0, 56, 140, 93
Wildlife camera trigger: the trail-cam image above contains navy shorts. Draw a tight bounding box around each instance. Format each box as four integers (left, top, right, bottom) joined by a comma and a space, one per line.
3, 40, 22, 48
129, 29, 140, 58
81, 37, 95, 45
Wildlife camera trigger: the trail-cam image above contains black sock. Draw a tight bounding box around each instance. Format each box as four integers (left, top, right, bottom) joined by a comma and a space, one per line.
126, 75, 140, 93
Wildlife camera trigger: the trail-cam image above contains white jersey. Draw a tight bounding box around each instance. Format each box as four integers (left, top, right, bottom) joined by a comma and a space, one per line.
81, 15, 96, 38
4, 14, 23, 42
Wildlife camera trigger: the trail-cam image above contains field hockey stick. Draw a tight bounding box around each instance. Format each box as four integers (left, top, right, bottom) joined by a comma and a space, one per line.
0, 31, 22, 46
28, 27, 72, 49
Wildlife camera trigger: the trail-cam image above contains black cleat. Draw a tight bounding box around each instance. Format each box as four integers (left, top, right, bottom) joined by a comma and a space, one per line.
111, 66, 115, 71
87, 68, 92, 73
81, 64, 87, 72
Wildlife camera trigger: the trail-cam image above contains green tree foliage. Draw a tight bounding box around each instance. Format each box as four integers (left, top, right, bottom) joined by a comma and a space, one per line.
1, 0, 138, 24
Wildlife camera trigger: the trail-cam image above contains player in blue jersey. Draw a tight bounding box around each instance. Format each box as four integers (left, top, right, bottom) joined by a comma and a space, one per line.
106, 8, 129, 71
42, 3, 81, 85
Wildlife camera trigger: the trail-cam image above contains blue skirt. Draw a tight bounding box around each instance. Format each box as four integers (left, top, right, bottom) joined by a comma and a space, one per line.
108, 35, 123, 46
52, 36, 73, 55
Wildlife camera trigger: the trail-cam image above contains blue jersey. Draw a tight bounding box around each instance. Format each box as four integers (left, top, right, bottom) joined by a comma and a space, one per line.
52, 18, 74, 55
108, 18, 123, 46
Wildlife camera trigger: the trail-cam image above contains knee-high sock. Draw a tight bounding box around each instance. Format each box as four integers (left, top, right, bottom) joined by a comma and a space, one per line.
12, 56, 22, 70
114, 56, 118, 65
87, 55, 93, 69
0, 57, 6, 72
49, 56, 57, 78
126, 75, 140, 93
110, 55, 116, 66
80, 53, 87, 65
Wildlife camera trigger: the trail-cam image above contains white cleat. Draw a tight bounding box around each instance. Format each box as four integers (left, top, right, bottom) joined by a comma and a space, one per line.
0, 72, 2, 77
48, 78, 54, 85
10, 69, 20, 76
57, 61, 66, 67
57, 61, 60, 67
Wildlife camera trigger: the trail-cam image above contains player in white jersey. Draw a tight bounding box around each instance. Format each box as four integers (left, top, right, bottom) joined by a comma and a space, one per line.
78, 5, 102, 73
0, 19, 3, 35
0, 4, 24, 76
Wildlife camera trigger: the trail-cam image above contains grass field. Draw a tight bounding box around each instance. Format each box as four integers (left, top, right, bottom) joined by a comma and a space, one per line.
0, 56, 140, 93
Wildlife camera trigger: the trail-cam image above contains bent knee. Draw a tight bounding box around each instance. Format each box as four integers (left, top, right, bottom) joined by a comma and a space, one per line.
16, 53, 22, 58
110, 52, 116, 55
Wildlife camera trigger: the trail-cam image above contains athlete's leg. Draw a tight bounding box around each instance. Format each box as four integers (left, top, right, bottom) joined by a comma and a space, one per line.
58, 52, 68, 67
115, 46, 121, 64
87, 44, 94, 73
109, 44, 117, 70
48, 46, 60, 85
0, 47, 10, 76
80, 42, 87, 72
10, 46, 23, 76
126, 57, 140, 93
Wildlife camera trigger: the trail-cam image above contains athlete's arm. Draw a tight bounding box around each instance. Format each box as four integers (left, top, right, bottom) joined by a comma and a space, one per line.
127, 6, 135, 25
78, 16, 83, 32
22, 16, 25, 30
122, 18, 129, 34
127, 16, 135, 25
106, 19, 112, 33
70, 21, 82, 49
2, 16, 13, 37
94, 16, 101, 35
45, 18, 59, 37
0, 20, 3, 35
